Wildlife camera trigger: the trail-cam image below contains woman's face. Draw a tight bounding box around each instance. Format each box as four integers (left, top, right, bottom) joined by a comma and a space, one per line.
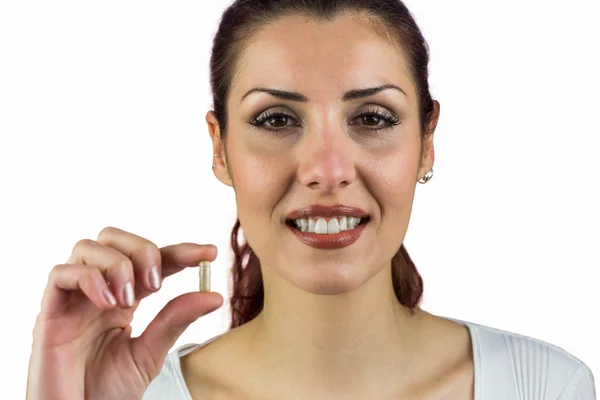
209, 13, 438, 295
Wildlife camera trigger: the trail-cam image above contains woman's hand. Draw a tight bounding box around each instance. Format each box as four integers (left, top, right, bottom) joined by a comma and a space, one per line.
26, 226, 224, 400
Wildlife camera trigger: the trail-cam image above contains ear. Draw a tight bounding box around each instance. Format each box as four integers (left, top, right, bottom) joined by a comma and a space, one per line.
417, 100, 440, 181
206, 111, 233, 187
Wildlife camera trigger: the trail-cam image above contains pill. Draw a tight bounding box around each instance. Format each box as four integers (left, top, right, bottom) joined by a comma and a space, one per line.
199, 261, 211, 292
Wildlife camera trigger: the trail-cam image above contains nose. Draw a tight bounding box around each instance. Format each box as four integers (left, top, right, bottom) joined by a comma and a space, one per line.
297, 124, 356, 193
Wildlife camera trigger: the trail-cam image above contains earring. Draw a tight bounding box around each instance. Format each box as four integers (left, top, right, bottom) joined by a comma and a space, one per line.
212, 154, 221, 169
418, 169, 434, 184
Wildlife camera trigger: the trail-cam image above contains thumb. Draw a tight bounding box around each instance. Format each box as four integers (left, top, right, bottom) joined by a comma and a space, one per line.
130, 292, 224, 381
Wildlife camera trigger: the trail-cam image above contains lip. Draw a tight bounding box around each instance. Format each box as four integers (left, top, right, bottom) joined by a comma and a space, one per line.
285, 204, 369, 220
287, 221, 368, 250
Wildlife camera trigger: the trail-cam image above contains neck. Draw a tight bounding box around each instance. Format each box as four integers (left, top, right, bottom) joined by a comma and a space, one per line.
240, 262, 426, 395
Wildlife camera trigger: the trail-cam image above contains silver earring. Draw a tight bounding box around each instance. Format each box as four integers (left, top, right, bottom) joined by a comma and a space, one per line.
212, 154, 221, 169
418, 169, 434, 184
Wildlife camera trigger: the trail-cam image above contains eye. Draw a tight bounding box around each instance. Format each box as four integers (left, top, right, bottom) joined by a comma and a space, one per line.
248, 110, 300, 132
350, 107, 401, 130
248, 107, 401, 133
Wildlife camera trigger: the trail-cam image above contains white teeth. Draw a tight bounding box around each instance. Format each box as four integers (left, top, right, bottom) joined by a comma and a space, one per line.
292, 216, 365, 234
314, 218, 328, 234
339, 216, 347, 230
298, 218, 308, 232
327, 218, 340, 234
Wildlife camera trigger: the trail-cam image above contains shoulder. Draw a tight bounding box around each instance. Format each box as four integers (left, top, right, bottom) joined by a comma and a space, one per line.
142, 342, 203, 400
142, 333, 227, 399
458, 318, 596, 399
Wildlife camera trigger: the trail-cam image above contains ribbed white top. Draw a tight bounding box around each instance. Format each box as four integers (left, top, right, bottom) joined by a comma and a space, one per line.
142, 317, 597, 399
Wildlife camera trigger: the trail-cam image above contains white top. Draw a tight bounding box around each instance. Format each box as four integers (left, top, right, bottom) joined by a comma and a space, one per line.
142, 317, 597, 399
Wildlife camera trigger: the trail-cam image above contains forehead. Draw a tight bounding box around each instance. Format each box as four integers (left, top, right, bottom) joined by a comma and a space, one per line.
231, 13, 415, 104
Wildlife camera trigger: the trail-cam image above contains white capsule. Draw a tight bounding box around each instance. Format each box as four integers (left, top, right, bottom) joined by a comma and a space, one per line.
199, 261, 211, 292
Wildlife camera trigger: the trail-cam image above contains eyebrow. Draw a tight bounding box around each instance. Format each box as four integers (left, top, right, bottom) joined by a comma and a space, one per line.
240, 84, 407, 103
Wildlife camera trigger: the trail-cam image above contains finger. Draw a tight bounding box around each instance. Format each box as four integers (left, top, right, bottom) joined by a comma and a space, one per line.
129, 292, 224, 381
68, 238, 135, 309
40, 264, 117, 320
96, 227, 162, 297
158, 242, 218, 279
98, 228, 218, 295
94, 227, 218, 302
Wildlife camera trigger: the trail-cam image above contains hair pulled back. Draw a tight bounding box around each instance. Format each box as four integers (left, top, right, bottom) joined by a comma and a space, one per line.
208, 0, 435, 329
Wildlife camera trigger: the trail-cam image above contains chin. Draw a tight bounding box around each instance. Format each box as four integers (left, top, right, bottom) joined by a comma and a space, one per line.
284, 260, 376, 296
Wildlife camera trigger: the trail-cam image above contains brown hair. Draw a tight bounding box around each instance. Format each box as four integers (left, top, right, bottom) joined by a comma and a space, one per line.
208, 0, 435, 329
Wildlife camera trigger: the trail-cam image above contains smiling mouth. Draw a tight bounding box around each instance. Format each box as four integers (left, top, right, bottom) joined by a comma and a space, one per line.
285, 216, 371, 234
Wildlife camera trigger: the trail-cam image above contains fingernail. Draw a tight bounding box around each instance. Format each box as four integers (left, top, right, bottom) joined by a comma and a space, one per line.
103, 288, 117, 306
123, 281, 134, 307
149, 265, 161, 290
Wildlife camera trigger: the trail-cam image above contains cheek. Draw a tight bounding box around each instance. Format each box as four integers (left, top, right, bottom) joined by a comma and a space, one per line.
233, 157, 279, 209
229, 147, 291, 246
379, 156, 419, 194
369, 139, 421, 221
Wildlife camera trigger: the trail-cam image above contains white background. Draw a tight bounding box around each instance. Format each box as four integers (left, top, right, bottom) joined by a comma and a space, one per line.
1, 0, 598, 397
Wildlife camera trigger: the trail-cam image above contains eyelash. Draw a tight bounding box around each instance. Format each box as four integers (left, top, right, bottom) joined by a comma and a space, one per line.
248, 107, 401, 133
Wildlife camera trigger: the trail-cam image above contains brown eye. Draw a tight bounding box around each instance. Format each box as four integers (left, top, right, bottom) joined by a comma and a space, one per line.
249, 110, 299, 132
350, 108, 401, 131
362, 114, 381, 126
268, 115, 288, 128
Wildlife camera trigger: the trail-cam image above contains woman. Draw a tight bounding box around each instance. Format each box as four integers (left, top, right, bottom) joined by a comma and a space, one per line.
27, 0, 596, 399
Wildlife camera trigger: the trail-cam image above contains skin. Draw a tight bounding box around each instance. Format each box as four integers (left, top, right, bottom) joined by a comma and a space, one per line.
185, 12, 474, 400
27, 227, 225, 400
